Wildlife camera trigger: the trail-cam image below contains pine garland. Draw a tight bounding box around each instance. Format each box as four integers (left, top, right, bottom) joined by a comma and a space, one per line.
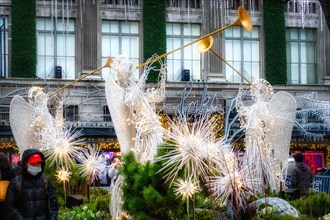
11, 0, 37, 78
143, 0, 166, 82
263, 0, 287, 84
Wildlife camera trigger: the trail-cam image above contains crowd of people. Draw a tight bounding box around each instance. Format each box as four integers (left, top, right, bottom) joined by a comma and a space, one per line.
0, 148, 317, 219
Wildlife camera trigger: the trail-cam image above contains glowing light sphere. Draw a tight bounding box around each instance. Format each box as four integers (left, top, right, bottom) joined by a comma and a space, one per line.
56, 167, 72, 183
174, 177, 200, 200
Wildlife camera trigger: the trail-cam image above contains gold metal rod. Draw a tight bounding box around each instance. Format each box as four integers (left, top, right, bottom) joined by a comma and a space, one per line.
209, 48, 252, 85
136, 6, 252, 69
49, 57, 113, 96
135, 24, 236, 70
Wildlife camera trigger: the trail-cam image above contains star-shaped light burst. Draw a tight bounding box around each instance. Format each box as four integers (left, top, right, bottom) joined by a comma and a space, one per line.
208, 148, 263, 210
174, 177, 200, 200
76, 147, 107, 183
55, 167, 72, 183
42, 126, 83, 169
155, 115, 220, 185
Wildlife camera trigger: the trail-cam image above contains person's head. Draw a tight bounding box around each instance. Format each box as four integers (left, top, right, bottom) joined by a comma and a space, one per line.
112, 157, 121, 168
21, 148, 45, 177
294, 153, 304, 163
0, 154, 10, 170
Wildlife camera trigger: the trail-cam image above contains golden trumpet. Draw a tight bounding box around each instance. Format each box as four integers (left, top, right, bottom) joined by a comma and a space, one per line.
51, 7, 252, 94
136, 6, 252, 69
49, 56, 113, 96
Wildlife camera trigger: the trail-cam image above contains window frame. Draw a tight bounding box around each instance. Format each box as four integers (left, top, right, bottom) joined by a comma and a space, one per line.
224, 26, 260, 83
166, 22, 201, 82
286, 27, 317, 84
36, 18, 76, 79
101, 20, 140, 79
0, 15, 8, 78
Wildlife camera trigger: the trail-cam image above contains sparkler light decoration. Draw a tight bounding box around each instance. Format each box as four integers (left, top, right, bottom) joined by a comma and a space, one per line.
76, 146, 107, 183
155, 114, 220, 185
55, 167, 72, 183
209, 147, 263, 213
42, 126, 83, 169
174, 177, 200, 200
56, 167, 72, 206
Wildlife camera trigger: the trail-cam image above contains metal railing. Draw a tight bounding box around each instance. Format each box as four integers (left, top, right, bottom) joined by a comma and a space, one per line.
311, 175, 330, 195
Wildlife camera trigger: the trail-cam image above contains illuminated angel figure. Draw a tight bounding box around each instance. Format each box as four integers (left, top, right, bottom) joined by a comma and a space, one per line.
105, 55, 166, 163
236, 79, 296, 192
10, 87, 54, 153
10, 87, 83, 167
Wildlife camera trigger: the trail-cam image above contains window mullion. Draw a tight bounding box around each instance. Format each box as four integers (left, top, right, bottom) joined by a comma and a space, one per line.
298, 29, 301, 84
240, 28, 244, 83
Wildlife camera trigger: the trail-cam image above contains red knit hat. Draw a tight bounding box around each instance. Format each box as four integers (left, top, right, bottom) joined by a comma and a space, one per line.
28, 153, 43, 163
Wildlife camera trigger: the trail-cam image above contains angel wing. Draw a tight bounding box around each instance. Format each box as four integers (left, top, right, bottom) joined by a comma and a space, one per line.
264, 91, 297, 172
10, 95, 40, 154
105, 75, 136, 155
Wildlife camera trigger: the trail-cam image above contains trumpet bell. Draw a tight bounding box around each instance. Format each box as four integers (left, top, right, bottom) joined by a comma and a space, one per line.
198, 36, 214, 53
105, 56, 114, 68
236, 6, 253, 33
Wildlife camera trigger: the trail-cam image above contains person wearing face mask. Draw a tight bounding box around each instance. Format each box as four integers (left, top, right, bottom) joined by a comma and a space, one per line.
4, 148, 58, 220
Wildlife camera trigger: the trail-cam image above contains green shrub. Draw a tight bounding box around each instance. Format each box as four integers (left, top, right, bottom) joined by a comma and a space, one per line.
59, 188, 111, 220
190, 209, 216, 220
121, 151, 186, 219
289, 191, 330, 218
59, 205, 111, 220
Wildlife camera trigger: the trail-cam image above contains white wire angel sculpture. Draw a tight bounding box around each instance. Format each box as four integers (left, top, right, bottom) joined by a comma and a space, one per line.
105, 55, 166, 163
236, 79, 297, 192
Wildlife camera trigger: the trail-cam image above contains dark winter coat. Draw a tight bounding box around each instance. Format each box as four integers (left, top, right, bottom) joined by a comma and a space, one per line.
4, 149, 58, 220
291, 161, 313, 198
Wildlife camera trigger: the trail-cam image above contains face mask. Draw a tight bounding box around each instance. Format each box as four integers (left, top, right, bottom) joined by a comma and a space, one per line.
27, 165, 42, 176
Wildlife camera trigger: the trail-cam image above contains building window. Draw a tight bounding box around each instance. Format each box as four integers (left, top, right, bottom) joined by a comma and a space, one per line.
101, 21, 139, 79
0, 15, 8, 78
286, 1, 318, 14
36, 18, 75, 79
0, 107, 9, 121
166, 0, 201, 9
63, 105, 78, 122
103, 106, 112, 122
102, 0, 140, 6
224, 26, 260, 83
166, 23, 201, 82
286, 28, 317, 84
229, 0, 261, 11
